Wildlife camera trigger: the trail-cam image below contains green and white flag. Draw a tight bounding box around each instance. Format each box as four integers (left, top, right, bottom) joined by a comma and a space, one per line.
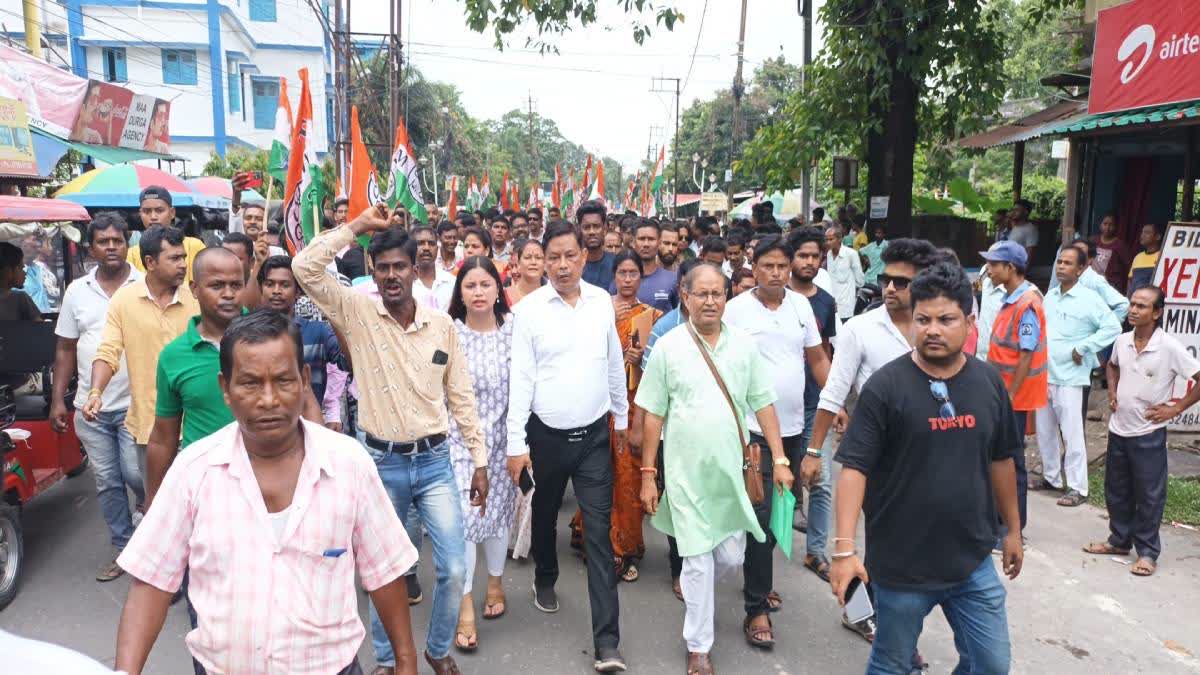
267, 78, 293, 183
383, 118, 428, 223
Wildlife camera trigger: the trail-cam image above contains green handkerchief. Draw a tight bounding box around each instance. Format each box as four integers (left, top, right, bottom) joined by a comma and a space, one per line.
769, 488, 796, 559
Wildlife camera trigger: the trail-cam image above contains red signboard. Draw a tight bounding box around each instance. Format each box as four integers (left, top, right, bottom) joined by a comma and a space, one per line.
1089, 0, 1200, 115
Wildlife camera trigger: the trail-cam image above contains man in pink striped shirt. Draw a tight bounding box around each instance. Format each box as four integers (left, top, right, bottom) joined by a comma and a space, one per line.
114, 310, 420, 675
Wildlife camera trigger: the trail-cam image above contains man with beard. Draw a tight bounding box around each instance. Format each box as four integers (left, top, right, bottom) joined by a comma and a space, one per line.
630, 219, 676, 313
294, 204, 488, 675
831, 262, 1022, 674
528, 208, 545, 240
581, 200, 616, 291
512, 211, 531, 241
410, 225, 456, 311
491, 216, 513, 263
658, 226, 681, 272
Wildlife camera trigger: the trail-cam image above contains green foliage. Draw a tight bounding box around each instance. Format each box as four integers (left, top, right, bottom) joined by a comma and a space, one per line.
461, 0, 682, 51
1019, 173, 1067, 222
1090, 469, 1200, 526
913, 177, 1011, 221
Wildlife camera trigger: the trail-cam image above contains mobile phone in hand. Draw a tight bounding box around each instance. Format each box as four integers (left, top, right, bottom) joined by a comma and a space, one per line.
844, 576, 874, 624
519, 467, 535, 495
243, 171, 264, 189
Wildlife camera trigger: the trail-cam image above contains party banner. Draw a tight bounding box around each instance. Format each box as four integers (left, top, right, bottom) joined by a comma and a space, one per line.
0, 44, 89, 137
69, 80, 170, 152
0, 97, 38, 176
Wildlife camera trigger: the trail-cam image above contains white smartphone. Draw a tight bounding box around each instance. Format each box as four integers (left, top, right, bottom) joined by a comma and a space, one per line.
844, 577, 874, 624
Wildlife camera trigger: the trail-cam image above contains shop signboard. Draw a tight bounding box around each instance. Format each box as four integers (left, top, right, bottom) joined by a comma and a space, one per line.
0, 97, 38, 176
1150, 222, 1200, 430
700, 192, 729, 213
1090, 0, 1200, 114
69, 80, 171, 153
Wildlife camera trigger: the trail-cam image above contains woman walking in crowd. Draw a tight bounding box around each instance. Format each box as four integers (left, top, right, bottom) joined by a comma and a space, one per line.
446, 256, 519, 653
507, 238, 546, 305
570, 250, 661, 583
459, 226, 508, 281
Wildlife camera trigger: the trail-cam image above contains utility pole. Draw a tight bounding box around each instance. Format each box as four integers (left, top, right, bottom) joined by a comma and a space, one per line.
527, 93, 538, 196
646, 125, 664, 165
727, 0, 748, 209
21, 0, 41, 58
332, 0, 344, 178
799, 0, 813, 223
651, 76, 681, 219
388, 0, 403, 141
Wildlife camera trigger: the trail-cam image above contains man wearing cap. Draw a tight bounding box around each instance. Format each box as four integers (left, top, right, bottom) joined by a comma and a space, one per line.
1007, 199, 1038, 261
127, 186, 207, 284
982, 240, 1046, 533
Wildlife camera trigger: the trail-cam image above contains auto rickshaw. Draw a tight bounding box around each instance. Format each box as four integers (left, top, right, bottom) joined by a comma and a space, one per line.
0, 195, 91, 610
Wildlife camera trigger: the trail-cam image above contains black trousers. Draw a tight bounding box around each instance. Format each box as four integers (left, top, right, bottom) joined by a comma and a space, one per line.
1106, 429, 1168, 560
1013, 410, 1029, 531
527, 414, 620, 651
743, 432, 803, 617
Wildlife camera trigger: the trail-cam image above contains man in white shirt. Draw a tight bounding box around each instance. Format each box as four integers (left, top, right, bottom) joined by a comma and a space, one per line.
724, 235, 830, 647
49, 212, 144, 582
505, 221, 630, 673
825, 225, 865, 320
410, 225, 455, 311
1084, 285, 1200, 577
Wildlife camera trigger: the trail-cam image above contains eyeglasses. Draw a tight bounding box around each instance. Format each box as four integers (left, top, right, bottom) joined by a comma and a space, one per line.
878, 274, 912, 290
929, 380, 956, 419
688, 291, 725, 303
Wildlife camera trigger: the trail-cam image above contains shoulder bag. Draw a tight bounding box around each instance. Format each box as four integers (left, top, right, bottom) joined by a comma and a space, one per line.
686, 323, 765, 505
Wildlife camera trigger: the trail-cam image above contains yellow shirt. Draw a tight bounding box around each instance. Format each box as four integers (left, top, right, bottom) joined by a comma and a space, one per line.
853, 231, 869, 249
293, 225, 487, 468
127, 236, 207, 285
93, 279, 199, 443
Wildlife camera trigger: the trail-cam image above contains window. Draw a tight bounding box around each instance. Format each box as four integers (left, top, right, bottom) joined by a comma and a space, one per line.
102, 47, 126, 83
252, 79, 279, 129
161, 49, 197, 85
249, 0, 276, 21
227, 57, 240, 113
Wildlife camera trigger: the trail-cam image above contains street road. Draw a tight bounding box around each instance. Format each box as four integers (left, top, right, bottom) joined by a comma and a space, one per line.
2, 459, 1199, 674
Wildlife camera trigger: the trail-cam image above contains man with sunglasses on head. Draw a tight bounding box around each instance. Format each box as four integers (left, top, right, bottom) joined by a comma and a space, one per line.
830, 262, 1023, 674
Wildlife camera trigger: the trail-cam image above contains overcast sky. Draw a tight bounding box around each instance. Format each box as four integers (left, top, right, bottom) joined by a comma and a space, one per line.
350, 0, 825, 170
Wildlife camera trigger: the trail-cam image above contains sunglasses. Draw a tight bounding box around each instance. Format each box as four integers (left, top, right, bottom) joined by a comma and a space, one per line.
878, 274, 912, 290
929, 380, 956, 420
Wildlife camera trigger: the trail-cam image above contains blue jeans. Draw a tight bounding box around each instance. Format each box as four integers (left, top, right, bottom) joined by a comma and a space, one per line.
74, 409, 143, 550
868, 558, 1011, 675
361, 435, 466, 662
799, 404, 834, 560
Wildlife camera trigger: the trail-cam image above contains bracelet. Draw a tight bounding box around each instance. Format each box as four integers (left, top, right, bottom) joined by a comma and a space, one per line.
831, 550, 857, 560
806, 448, 823, 458
639, 467, 657, 474
832, 537, 856, 545
88, 388, 102, 399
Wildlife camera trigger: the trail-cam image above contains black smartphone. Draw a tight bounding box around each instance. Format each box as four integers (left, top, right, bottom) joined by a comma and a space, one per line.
519, 467, 535, 495
631, 332, 640, 348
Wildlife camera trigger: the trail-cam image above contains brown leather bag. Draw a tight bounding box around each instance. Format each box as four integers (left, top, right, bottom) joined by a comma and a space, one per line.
687, 323, 765, 505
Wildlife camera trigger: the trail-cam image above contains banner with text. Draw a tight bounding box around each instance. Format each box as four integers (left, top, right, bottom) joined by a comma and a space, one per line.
0, 97, 38, 176
1090, 0, 1200, 114
1151, 222, 1200, 430
69, 80, 171, 153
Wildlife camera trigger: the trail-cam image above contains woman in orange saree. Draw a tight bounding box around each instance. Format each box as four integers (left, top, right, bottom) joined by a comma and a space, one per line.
570, 251, 661, 582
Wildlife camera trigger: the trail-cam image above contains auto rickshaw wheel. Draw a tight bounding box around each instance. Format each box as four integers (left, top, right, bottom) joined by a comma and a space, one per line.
0, 501, 22, 610
65, 448, 89, 479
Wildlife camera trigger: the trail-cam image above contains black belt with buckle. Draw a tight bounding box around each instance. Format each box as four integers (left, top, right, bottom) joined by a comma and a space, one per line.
362, 432, 447, 455
530, 414, 607, 442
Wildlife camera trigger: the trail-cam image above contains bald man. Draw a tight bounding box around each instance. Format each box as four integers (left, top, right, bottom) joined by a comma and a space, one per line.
144, 248, 324, 507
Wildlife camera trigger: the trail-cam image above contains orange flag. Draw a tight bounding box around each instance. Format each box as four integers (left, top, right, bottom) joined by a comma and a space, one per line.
446, 176, 458, 221
500, 170, 510, 211
346, 105, 381, 222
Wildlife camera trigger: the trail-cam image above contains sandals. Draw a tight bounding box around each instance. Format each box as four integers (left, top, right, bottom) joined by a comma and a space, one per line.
803, 555, 831, 582
766, 590, 782, 612
687, 652, 715, 675
1131, 557, 1157, 577
620, 562, 639, 583
455, 597, 478, 652
743, 614, 775, 649
1082, 541, 1131, 556
483, 579, 506, 619
1056, 490, 1087, 507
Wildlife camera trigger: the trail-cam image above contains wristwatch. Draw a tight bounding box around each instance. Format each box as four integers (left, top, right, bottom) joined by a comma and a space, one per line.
805, 447, 823, 458
773, 457, 790, 466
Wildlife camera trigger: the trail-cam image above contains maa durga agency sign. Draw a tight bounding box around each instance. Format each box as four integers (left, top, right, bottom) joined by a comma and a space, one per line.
1089, 0, 1200, 115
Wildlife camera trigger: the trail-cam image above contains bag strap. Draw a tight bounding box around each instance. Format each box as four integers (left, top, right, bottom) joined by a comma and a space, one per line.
686, 322, 749, 448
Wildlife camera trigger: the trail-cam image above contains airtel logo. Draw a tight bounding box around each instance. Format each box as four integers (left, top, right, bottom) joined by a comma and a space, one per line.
1118, 24, 1156, 84
1117, 24, 1200, 85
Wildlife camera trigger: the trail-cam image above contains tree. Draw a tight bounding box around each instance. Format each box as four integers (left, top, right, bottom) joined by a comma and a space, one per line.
741, 0, 1009, 230
462, 0, 682, 51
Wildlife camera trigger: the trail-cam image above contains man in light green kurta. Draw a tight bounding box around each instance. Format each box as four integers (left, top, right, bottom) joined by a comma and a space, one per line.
635, 263, 793, 670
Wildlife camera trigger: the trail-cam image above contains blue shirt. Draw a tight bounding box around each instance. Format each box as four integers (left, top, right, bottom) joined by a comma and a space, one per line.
1001, 280, 1040, 352
583, 252, 616, 291
642, 307, 683, 370
859, 240, 888, 285
295, 316, 346, 403
21, 264, 49, 312
1049, 264, 1128, 322
1044, 283, 1123, 387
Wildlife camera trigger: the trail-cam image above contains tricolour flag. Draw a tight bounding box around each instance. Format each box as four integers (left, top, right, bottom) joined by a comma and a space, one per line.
281, 68, 325, 254
383, 117, 428, 223
500, 170, 510, 211
267, 78, 293, 183
347, 105, 382, 221
650, 146, 665, 207
511, 183, 520, 211
589, 160, 605, 203
562, 167, 576, 215
624, 179, 635, 214
480, 171, 492, 209
446, 176, 458, 221
467, 175, 480, 212
552, 163, 562, 209
528, 184, 539, 210
581, 154, 593, 198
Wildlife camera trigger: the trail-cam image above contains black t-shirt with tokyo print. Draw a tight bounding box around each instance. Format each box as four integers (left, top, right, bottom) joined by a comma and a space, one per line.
836, 354, 1020, 590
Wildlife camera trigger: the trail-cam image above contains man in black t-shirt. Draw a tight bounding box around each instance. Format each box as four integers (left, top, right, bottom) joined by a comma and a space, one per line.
831, 262, 1023, 674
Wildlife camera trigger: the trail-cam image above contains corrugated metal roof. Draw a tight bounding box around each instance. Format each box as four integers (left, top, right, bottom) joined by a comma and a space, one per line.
1044, 100, 1200, 134
957, 101, 1087, 149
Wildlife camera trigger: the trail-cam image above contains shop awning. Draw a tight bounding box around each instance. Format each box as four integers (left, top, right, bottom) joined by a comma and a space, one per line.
30, 127, 183, 167
957, 100, 1088, 149
1042, 99, 1200, 135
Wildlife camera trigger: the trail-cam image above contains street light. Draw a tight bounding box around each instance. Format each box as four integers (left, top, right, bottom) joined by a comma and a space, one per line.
419, 143, 443, 208
692, 154, 714, 192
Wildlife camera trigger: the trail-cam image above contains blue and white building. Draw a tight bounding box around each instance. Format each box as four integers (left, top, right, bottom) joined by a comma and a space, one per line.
0, 0, 334, 166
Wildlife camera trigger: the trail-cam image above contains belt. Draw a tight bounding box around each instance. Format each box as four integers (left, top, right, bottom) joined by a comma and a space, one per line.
362, 432, 447, 455
531, 414, 607, 442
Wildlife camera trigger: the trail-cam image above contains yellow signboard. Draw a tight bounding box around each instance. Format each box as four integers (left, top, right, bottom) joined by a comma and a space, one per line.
0, 97, 38, 176
700, 192, 729, 213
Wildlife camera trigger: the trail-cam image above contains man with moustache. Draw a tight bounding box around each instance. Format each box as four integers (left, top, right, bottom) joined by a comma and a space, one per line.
630, 219, 676, 313
580, 200, 616, 291
528, 208, 545, 240
294, 204, 488, 675
506, 220, 630, 672
126, 187, 207, 284
658, 226, 681, 272
492, 216, 514, 263
831, 263, 1022, 674
114, 310, 421, 675
410, 225, 456, 311
436, 221, 462, 274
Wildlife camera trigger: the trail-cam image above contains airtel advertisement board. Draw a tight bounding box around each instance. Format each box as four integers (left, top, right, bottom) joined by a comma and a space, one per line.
1089, 0, 1200, 115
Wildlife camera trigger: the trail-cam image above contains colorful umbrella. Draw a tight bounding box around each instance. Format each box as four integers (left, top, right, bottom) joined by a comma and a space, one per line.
54, 164, 225, 209
729, 189, 820, 223
0, 195, 90, 223
187, 176, 266, 205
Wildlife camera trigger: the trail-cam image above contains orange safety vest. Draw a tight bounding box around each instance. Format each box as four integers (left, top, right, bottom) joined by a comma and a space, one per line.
987, 286, 1048, 411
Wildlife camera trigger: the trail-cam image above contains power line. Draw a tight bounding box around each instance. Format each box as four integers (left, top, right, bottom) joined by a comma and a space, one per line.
681, 0, 709, 96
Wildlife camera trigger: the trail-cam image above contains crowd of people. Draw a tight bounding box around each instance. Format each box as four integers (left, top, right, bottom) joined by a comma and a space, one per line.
22, 178, 1194, 675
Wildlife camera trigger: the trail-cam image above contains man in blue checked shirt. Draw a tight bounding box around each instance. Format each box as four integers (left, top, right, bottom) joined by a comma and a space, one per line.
1034, 246, 1121, 506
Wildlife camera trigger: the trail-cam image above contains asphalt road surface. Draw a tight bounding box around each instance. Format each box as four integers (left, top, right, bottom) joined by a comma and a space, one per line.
3, 460, 1199, 674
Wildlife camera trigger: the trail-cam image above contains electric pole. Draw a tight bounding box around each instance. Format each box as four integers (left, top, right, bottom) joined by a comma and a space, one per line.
799, 0, 813, 223
727, 0, 749, 209
651, 76, 681, 219
388, 0, 403, 141
528, 93, 538, 196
